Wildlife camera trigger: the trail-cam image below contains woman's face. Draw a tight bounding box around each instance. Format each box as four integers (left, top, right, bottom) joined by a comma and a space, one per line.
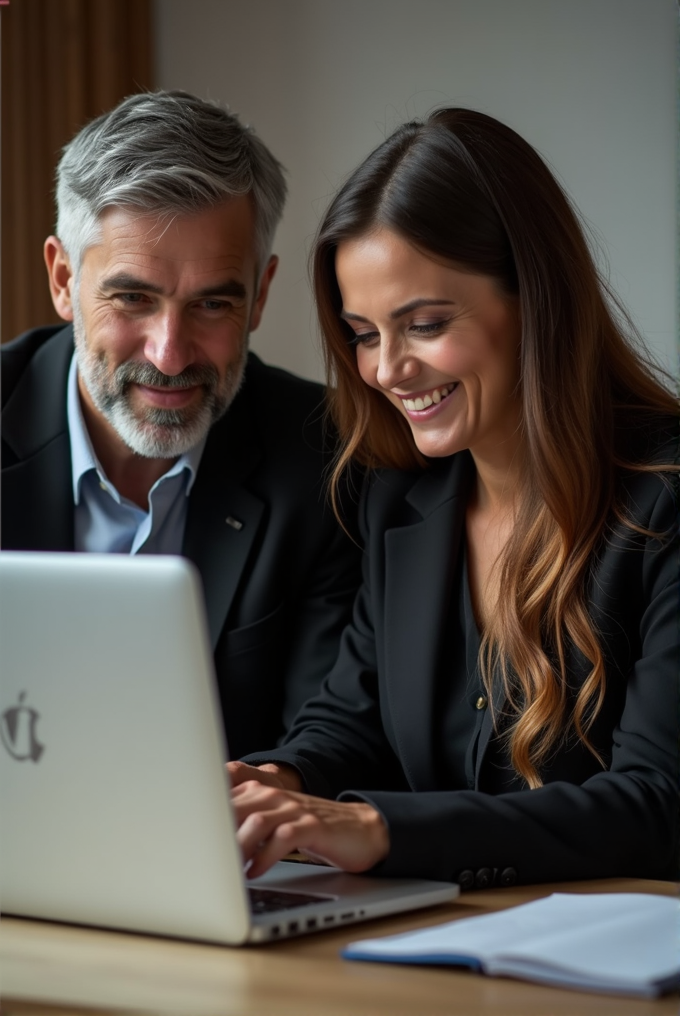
335, 228, 523, 463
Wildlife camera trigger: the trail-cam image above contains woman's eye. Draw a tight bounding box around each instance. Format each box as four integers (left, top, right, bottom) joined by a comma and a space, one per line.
410, 319, 449, 336
347, 330, 379, 347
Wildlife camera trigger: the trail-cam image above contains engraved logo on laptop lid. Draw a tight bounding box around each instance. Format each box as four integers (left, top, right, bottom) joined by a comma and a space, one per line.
1, 693, 44, 762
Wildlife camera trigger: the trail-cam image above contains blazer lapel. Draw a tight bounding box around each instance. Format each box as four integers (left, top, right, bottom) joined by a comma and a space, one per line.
383, 454, 473, 790
473, 661, 509, 788
1, 326, 75, 551
182, 376, 265, 650
1, 439, 75, 550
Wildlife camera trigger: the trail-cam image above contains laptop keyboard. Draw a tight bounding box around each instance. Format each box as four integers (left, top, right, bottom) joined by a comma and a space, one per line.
248, 887, 331, 914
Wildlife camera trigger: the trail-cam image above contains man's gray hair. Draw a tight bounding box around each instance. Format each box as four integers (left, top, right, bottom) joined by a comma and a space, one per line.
56, 90, 287, 274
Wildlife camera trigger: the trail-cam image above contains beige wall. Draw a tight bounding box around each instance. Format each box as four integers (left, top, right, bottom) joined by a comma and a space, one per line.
155, 0, 677, 383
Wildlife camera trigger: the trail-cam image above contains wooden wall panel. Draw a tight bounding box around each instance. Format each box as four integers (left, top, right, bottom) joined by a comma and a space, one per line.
1, 0, 154, 343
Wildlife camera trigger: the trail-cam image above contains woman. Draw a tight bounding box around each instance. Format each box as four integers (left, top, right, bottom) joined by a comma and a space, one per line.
230, 109, 679, 888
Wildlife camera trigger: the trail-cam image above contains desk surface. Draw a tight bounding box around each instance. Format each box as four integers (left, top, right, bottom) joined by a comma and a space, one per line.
1, 878, 678, 1016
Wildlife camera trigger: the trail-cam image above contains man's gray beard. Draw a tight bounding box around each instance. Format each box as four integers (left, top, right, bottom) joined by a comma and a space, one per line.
72, 306, 247, 459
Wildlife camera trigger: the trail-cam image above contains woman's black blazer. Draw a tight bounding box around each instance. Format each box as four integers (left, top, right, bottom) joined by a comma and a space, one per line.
245, 440, 680, 886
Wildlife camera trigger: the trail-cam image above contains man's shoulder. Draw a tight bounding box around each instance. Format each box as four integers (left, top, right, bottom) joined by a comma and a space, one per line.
1, 324, 73, 407
238, 352, 329, 446
243, 352, 325, 405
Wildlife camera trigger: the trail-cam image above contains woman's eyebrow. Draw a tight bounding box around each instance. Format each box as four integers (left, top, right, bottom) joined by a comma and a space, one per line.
340, 298, 456, 322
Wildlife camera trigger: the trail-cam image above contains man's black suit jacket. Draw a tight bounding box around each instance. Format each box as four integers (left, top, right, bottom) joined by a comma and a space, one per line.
246, 443, 680, 886
1, 324, 362, 758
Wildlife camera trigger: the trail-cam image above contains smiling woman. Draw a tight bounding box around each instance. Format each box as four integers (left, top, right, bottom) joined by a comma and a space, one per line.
230, 109, 679, 890
336, 233, 522, 466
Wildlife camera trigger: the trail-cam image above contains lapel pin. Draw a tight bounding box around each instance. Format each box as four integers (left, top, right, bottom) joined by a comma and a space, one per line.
225, 516, 244, 531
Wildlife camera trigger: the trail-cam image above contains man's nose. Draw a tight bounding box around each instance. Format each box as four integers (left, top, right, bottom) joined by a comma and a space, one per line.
142, 312, 194, 376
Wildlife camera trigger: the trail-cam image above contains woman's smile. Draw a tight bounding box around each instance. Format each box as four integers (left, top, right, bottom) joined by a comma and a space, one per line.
399, 382, 458, 416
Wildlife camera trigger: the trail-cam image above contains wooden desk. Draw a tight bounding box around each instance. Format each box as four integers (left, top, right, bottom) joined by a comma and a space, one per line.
1, 878, 677, 1016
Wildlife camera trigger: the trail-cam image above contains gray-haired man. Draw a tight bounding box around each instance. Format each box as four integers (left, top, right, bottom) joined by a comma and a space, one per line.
1, 90, 361, 757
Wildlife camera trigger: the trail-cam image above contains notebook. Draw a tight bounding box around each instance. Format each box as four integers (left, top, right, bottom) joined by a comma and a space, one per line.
343, 892, 680, 998
0, 551, 458, 944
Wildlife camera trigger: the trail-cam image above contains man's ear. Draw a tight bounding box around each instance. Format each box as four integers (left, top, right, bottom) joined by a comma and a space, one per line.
44, 236, 76, 321
249, 255, 278, 332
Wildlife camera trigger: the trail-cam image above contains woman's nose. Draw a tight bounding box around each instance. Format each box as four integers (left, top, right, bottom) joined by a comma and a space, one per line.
375, 337, 419, 391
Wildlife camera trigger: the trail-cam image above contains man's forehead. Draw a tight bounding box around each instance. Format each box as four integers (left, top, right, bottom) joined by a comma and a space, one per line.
84, 198, 258, 276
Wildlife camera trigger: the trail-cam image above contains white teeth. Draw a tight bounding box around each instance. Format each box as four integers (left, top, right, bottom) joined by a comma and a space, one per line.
402, 384, 455, 412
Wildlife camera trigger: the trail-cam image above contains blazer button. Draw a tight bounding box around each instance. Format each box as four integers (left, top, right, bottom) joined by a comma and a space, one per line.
500, 867, 518, 887
475, 695, 488, 710
458, 869, 475, 891
475, 867, 493, 889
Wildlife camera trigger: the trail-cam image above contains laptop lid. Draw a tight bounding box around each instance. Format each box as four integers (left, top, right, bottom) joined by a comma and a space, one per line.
0, 552, 458, 944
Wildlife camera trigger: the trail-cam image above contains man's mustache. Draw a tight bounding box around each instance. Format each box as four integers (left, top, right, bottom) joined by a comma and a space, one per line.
113, 361, 220, 390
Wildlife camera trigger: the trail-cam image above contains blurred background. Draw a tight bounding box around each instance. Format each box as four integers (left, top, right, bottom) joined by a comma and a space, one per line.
2, 0, 676, 383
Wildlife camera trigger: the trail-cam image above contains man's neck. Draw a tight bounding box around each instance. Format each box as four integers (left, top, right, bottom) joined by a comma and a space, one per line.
79, 395, 177, 509
102, 453, 177, 510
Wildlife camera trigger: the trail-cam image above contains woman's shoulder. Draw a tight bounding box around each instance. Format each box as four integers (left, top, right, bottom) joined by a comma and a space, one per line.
616, 414, 679, 468
363, 452, 474, 527
615, 416, 679, 529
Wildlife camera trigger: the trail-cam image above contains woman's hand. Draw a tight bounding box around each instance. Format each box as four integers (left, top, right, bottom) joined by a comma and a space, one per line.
231, 780, 390, 878
227, 760, 303, 792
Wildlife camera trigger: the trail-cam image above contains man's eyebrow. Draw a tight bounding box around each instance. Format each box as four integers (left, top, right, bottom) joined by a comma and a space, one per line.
100, 273, 164, 295
194, 280, 247, 300
340, 298, 456, 322
99, 274, 248, 300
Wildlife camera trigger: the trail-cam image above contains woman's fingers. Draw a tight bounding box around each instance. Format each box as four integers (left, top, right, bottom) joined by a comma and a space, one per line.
227, 760, 302, 792
243, 818, 307, 878
236, 786, 304, 859
231, 782, 390, 877
227, 761, 265, 787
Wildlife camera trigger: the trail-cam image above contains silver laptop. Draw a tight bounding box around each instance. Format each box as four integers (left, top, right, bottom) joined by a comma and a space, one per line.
0, 551, 458, 944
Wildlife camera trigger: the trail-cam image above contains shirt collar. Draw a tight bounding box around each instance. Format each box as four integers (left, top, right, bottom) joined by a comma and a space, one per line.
67, 353, 206, 505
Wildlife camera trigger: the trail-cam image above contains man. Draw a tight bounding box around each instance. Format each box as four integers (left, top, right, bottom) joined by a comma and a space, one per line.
1, 90, 361, 758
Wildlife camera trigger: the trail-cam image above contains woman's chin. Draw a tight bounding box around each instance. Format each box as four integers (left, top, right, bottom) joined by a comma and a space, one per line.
411, 434, 466, 459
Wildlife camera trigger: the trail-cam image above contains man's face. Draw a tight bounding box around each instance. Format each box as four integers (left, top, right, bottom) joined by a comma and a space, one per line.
48, 197, 275, 459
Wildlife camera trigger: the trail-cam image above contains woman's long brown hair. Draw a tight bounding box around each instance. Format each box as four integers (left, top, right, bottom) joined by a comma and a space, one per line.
313, 108, 679, 788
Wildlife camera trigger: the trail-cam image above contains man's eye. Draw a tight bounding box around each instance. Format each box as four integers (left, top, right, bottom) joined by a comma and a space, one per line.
115, 292, 146, 305
201, 300, 229, 311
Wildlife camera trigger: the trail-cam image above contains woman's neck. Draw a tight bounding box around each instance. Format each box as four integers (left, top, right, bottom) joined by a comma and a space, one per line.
464, 437, 526, 631
469, 436, 525, 517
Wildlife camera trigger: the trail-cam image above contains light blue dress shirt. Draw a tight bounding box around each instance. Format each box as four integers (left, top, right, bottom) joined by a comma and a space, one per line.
67, 355, 206, 555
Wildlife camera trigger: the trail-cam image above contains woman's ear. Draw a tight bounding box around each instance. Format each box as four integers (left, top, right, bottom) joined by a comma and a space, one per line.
44, 236, 76, 321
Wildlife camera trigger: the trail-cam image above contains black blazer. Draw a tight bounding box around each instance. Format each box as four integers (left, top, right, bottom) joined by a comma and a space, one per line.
246, 445, 680, 887
1, 325, 362, 758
